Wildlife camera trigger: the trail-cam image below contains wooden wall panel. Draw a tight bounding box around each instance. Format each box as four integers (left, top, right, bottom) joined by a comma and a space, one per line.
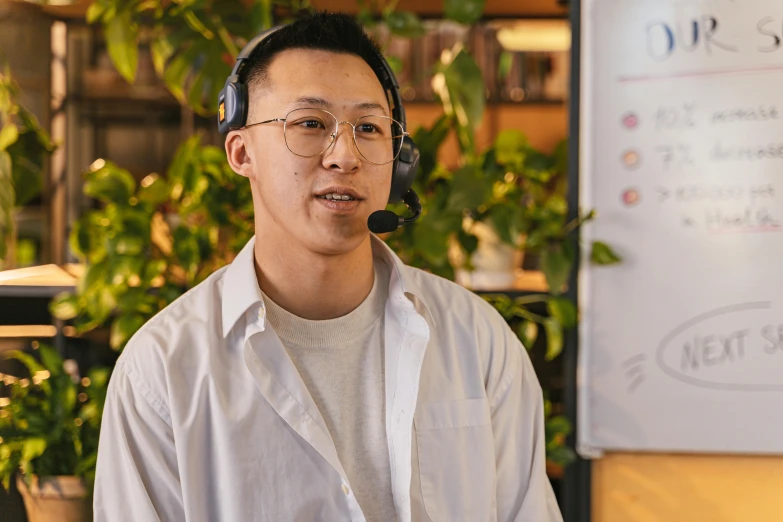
593, 452, 783, 522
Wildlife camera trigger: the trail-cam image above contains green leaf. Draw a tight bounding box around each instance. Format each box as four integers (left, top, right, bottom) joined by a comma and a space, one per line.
546, 444, 576, 466
86, 367, 111, 391
553, 139, 568, 174
74, 451, 98, 476
444, 0, 485, 24
172, 226, 200, 275
446, 164, 487, 212
86, 2, 106, 24
0, 122, 18, 151
250, 0, 273, 32
494, 129, 529, 165
437, 48, 485, 154
182, 10, 214, 40
142, 259, 167, 283
8, 128, 50, 206
591, 240, 622, 265
412, 220, 450, 267
456, 227, 478, 256
547, 296, 577, 329
117, 288, 157, 315
488, 205, 519, 246
69, 218, 91, 259
21, 438, 47, 462
186, 71, 206, 111
162, 51, 192, 103
546, 415, 572, 435
84, 163, 136, 203
498, 50, 513, 81
412, 115, 452, 184
356, 6, 376, 29
516, 320, 538, 351
107, 256, 145, 285
383, 11, 425, 38
105, 11, 139, 83
149, 37, 173, 77
5, 350, 45, 377
167, 135, 201, 185
110, 313, 146, 350
540, 242, 573, 295
37, 345, 64, 376
84, 286, 117, 327
0, 150, 13, 260
110, 234, 145, 256
543, 318, 563, 361
62, 381, 78, 412
386, 55, 403, 76
79, 259, 109, 295
545, 194, 568, 216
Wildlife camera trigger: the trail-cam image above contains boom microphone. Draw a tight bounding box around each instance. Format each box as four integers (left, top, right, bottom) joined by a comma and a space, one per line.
367, 189, 421, 234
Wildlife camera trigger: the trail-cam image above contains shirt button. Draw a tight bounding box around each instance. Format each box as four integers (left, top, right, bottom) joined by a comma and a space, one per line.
257, 306, 266, 321
341, 484, 350, 495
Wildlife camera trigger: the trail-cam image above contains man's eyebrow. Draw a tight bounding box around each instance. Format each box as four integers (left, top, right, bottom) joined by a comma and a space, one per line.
292, 96, 331, 108
353, 101, 388, 115
290, 97, 389, 115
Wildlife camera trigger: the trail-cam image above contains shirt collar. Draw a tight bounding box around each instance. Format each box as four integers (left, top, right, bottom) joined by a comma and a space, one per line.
221, 236, 264, 338
221, 234, 432, 339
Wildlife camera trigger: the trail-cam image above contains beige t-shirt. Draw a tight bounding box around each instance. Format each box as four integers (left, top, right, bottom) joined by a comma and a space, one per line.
261, 257, 395, 522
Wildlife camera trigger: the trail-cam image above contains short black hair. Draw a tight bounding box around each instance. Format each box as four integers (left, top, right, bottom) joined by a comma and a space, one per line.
242, 12, 385, 96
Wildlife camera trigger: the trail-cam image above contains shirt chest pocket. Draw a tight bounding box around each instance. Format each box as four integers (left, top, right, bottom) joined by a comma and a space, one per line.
414, 398, 496, 522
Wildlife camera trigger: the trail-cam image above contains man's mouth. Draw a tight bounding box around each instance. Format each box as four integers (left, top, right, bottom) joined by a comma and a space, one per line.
316, 193, 358, 202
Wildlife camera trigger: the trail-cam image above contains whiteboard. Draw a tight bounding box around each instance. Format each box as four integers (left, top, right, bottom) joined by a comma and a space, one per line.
578, 0, 783, 456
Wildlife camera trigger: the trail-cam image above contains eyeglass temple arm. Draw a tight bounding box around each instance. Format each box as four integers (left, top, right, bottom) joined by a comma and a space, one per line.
243, 118, 285, 129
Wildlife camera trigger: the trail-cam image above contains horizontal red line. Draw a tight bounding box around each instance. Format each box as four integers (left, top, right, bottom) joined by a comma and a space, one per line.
618, 64, 783, 83
708, 226, 781, 234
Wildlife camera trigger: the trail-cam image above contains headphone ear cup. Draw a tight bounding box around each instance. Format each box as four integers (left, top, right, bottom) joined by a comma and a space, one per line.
217, 80, 248, 133
388, 136, 420, 204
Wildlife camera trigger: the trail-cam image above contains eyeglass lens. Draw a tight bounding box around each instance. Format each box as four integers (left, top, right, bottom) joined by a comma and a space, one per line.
283, 108, 405, 164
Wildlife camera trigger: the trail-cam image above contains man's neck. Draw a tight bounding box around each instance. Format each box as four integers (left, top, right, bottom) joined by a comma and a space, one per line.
252, 234, 376, 321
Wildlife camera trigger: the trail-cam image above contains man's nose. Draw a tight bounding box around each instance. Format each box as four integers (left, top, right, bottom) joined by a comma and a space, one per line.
322, 122, 361, 172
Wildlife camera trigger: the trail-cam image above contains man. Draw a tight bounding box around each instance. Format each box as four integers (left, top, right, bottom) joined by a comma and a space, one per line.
94, 12, 562, 522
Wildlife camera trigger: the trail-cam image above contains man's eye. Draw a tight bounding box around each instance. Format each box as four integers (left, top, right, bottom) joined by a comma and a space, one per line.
358, 123, 381, 134
296, 119, 325, 129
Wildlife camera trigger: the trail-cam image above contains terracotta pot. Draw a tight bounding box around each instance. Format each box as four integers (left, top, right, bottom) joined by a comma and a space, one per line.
16, 475, 92, 522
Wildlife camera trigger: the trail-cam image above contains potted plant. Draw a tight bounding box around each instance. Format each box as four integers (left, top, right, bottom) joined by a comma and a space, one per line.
456, 132, 622, 293
0, 344, 110, 522
0, 57, 57, 270
50, 134, 255, 350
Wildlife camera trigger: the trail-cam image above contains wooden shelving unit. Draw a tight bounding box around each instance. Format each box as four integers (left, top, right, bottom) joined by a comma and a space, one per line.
41, 0, 568, 19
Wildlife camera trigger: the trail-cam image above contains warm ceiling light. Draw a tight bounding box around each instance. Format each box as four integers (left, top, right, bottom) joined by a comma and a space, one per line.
495, 20, 571, 52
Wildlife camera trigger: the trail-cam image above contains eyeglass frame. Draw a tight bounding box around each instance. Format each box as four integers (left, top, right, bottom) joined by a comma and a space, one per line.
241, 107, 409, 166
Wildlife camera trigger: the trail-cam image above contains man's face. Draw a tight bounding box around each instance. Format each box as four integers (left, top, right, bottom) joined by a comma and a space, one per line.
235, 48, 394, 257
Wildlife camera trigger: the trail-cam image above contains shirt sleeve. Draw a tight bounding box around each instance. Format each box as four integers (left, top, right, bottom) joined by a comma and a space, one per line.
489, 333, 564, 522
93, 359, 185, 522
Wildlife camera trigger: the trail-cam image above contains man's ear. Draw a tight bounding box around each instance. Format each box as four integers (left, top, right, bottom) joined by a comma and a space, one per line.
225, 131, 255, 179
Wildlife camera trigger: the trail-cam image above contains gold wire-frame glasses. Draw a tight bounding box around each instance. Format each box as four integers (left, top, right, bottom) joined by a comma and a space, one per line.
243, 107, 408, 165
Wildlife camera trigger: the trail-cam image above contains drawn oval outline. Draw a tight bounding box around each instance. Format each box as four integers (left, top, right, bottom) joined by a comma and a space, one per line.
656, 302, 783, 392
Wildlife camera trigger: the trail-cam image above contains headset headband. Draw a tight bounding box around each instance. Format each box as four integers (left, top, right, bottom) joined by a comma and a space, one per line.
219, 25, 407, 132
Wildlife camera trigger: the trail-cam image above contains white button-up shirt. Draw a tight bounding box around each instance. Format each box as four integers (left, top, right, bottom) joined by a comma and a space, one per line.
94, 235, 563, 522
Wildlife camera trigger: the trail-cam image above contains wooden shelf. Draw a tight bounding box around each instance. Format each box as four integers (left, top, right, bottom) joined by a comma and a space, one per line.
42, 0, 568, 20
464, 270, 549, 294
0, 264, 77, 297
312, 0, 568, 17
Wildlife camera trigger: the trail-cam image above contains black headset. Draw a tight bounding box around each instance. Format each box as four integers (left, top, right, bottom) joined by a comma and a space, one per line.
217, 26, 420, 207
